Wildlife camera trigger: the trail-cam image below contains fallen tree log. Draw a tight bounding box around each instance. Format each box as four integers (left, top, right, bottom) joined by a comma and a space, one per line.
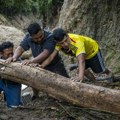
0, 59, 120, 114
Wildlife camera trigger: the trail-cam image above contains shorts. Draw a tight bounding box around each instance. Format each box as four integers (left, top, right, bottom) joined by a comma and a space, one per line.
85, 50, 106, 73
45, 60, 69, 78
0, 80, 22, 107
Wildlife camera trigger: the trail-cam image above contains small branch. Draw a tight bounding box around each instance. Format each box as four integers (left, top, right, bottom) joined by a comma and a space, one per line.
56, 101, 76, 119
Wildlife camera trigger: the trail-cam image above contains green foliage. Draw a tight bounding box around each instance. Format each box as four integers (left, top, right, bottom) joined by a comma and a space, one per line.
0, 0, 34, 15
0, 0, 63, 28
0, 0, 63, 16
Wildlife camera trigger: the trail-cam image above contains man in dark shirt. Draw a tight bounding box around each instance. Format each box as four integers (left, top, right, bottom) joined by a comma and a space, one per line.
0, 41, 22, 108
6, 22, 69, 99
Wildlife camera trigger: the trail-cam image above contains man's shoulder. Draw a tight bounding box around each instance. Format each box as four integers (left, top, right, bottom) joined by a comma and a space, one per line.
23, 32, 31, 41
44, 32, 55, 45
44, 31, 53, 39
68, 33, 82, 39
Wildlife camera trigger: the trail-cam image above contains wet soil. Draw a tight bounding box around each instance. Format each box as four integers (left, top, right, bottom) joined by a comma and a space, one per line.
0, 80, 120, 120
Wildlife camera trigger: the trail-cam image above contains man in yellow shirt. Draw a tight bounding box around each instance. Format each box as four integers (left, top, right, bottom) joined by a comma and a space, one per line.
41, 28, 113, 82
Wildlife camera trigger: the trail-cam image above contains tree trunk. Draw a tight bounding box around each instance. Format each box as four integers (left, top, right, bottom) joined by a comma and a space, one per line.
0, 59, 120, 114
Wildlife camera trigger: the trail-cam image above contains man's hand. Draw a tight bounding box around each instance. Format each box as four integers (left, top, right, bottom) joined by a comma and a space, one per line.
5, 57, 17, 63
22, 59, 44, 69
71, 76, 83, 83
22, 60, 32, 65
37, 64, 43, 68
29, 63, 43, 68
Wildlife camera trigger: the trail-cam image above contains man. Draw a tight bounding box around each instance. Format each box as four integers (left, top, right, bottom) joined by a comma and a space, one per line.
6, 23, 69, 99
0, 41, 22, 108
41, 28, 113, 83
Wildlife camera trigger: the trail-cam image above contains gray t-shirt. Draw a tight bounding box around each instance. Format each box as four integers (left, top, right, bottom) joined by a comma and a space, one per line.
20, 31, 61, 66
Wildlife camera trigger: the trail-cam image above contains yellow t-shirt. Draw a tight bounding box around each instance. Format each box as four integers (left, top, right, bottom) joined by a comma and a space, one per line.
55, 34, 99, 60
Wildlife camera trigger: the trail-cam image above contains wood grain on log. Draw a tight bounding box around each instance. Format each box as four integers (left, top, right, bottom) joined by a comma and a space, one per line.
0, 59, 120, 114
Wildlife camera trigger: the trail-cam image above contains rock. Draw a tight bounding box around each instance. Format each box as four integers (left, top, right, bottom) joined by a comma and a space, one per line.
0, 25, 24, 48
58, 0, 120, 74
0, 25, 31, 59
0, 114, 8, 120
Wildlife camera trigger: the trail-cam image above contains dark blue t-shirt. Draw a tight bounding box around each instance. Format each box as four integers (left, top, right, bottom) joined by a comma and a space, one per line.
20, 30, 61, 66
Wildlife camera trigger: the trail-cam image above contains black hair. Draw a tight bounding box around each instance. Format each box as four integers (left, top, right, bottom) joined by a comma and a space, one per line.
27, 22, 42, 36
0, 41, 14, 52
52, 28, 67, 42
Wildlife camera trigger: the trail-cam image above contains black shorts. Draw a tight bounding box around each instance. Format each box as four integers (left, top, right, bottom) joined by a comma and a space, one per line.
45, 60, 69, 78
85, 50, 106, 73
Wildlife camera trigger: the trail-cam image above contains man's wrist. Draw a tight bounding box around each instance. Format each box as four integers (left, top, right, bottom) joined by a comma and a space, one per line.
12, 56, 17, 60
78, 75, 84, 80
41, 64, 45, 68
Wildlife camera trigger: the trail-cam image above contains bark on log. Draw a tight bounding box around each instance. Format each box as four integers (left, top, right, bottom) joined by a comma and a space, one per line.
0, 59, 120, 114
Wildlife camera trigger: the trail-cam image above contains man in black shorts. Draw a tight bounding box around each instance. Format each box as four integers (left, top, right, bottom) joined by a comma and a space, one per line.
40, 28, 114, 83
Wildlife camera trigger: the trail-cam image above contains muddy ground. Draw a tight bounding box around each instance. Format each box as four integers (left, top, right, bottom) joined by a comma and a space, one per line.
0, 80, 120, 120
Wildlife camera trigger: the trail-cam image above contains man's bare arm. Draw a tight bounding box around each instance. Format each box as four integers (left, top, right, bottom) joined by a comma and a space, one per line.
77, 53, 85, 82
41, 50, 58, 68
22, 49, 52, 65
71, 53, 85, 82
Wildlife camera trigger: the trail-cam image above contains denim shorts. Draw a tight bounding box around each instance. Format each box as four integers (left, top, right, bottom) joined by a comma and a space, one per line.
0, 80, 22, 107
